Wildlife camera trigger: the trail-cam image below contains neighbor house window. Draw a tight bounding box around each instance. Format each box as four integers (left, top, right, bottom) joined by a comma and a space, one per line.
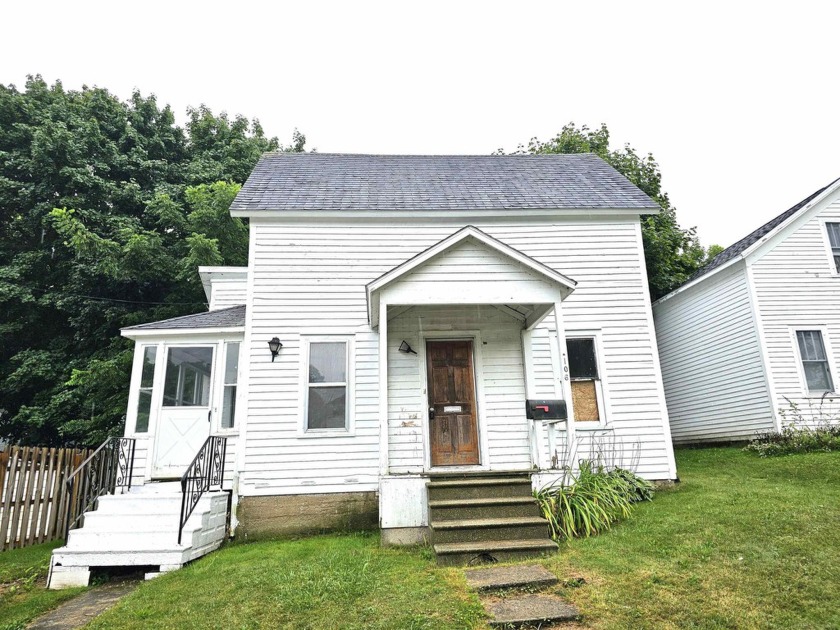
221, 342, 239, 429
305, 341, 348, 430
796, 330, 835, 393
567, 337, 603, 422
163, 346, 213, 406
826, 222, 840, 273
135, 346, 157, 433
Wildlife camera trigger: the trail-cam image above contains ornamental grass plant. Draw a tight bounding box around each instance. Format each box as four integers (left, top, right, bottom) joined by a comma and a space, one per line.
534, 460, 653, 542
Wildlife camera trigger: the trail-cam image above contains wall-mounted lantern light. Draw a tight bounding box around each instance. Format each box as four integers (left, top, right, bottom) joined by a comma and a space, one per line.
268, 337, 283, 362
398, 340, 417, 355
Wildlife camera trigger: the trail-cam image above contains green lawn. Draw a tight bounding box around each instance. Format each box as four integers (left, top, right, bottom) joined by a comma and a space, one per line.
544, 447, 840, 628
8, 448, 840, 629
0, 540, 84, 630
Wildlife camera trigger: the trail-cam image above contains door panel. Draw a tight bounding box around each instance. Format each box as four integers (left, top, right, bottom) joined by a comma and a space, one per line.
427, 340, 480, 466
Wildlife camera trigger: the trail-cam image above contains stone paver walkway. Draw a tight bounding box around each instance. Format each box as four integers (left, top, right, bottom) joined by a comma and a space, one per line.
463, 564, 580, 628
28, 581, 137, 630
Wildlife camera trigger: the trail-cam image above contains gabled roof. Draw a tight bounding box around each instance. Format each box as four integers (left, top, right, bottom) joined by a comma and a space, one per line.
121, 305, 246, 336
229, 153, 659, 213
366, 226, 576, 326
656, 176, 840, 304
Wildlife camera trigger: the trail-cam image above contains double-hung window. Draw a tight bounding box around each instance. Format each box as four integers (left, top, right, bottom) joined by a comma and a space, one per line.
826, 222, 840, 273
305, 340, 349, 431
566, 337, 604, 423
796, 330, 835, 393
135, 346, 157, 433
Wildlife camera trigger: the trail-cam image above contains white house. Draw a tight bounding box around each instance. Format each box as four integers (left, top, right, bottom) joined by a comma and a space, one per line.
49, 153, 678, 586
654, 177, 840, 444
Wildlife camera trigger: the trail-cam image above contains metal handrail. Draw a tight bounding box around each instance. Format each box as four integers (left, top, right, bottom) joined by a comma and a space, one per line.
178, 435, 227, 544
64, 437, 136, 538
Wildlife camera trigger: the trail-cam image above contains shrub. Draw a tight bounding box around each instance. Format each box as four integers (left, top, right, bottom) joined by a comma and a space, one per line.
534, 460, 653, 542
745, 398, 840, 457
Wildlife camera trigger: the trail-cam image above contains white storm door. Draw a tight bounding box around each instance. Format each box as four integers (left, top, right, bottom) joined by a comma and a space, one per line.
152, 345, 215, 479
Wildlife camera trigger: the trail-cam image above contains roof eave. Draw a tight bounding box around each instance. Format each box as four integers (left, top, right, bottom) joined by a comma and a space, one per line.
121, 326, 245, 339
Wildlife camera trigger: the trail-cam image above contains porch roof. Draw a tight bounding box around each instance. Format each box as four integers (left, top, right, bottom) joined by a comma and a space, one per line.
366, 226, 577, 327
120, 305, 246, 338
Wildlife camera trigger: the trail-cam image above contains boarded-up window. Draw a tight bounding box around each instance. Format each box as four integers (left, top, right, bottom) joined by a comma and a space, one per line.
567, 337, 601, 422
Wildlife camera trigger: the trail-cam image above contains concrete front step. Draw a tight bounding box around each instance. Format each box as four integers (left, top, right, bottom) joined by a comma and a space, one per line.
485, 594, 579, 628
429, 496, 541, 521
430, 516, 550, 544
464, 564, 559, 592
426, 477, 533, 501
433, 538, 558, 566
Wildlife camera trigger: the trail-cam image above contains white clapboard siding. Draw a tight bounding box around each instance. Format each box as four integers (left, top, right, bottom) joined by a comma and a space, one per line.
750, 197, 840, 425
240, 218, 676, 494
653, 262, 774, 443
209, 279, 247, 310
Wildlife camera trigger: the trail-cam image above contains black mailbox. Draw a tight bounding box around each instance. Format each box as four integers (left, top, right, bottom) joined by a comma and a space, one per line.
526, 399, 567, 421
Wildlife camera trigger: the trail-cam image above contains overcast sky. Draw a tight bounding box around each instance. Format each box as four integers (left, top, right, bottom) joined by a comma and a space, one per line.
3, 1, 838, 248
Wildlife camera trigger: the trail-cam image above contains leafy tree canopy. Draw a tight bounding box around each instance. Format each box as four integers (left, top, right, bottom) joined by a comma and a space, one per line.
0, 75, 304, 445
500, 123, 719, 299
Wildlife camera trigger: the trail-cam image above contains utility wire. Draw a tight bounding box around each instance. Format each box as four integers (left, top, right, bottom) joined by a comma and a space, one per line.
1, 281, 208, 306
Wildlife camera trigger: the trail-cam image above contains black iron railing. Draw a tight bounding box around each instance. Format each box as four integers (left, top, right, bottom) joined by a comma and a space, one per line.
64, 437, 136, 538
179, 435, 227, 544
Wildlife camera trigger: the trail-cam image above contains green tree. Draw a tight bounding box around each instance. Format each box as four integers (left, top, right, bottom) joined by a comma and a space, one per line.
0, 75, 299, 445
503, 123, 717, 299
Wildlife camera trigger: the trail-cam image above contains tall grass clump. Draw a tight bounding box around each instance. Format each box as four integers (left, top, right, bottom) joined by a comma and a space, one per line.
534, 460, 653, 542
745, 398, 840, 457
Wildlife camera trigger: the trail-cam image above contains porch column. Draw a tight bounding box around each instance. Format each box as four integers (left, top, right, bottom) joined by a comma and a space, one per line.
552, 302, 577, 469
378, 300, 389, 477
521, 328, 545, 470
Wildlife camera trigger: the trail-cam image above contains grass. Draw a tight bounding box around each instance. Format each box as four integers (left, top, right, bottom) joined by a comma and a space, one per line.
88, 532, 486, 630
0, 540, 84, 630
543, 447, 840, 629
7, 447, 840, 629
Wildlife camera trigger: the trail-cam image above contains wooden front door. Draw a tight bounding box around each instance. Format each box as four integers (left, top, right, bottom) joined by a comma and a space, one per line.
427, 340, 480, 467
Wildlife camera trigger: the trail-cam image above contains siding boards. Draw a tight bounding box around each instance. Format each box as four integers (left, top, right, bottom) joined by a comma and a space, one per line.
654, 262, 774, 443
209, 279, 247, 310
241, 219, 676, 493
751, 198, 840, 425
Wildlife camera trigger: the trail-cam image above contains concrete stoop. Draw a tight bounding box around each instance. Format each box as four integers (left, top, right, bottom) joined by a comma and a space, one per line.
427, 473, 557, 566
463, 564, 580, 628
48, 483, 229, 589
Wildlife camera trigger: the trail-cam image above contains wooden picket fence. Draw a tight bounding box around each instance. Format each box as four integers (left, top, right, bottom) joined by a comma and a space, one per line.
0, 446, 90, 551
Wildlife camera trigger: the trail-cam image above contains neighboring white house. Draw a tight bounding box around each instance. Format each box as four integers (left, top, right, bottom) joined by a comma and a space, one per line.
654, 177, 840, 444
50, 153, 678, 585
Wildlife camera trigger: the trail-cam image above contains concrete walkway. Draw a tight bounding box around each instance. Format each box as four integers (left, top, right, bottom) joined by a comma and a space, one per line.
28, 581, 137, 630
463, 564, 580, 628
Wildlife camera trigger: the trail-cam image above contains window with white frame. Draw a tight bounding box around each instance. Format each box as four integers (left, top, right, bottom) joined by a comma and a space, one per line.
135, 346, 157, 433
796, 330, 835, 393
826, 222, 840, 273
305, 340, 349, 430
566, 337, 603, 422
221, 342, 239, 429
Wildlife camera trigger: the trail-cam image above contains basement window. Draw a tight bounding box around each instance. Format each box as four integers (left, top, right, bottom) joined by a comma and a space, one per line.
796, 330, 835, 393
304, 339, 350, 431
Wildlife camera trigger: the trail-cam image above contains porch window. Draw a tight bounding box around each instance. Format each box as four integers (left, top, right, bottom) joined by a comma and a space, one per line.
796, 330, 835, 393
827, 222, 840, 273
305, 341, 348, 430
163, 347, 213, 407
135, 346, 157, 433
221, 342, 239, 429
567, 337, 602, 422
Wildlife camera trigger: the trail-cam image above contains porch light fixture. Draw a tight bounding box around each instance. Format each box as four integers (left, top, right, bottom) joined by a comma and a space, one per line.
268, 337, 283, 362
398, 340, 417, 355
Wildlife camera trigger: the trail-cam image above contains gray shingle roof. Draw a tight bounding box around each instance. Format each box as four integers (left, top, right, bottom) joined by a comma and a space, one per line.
229, 153, 659, 212
123, 305, 246, 331
686, 178, 839, 284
